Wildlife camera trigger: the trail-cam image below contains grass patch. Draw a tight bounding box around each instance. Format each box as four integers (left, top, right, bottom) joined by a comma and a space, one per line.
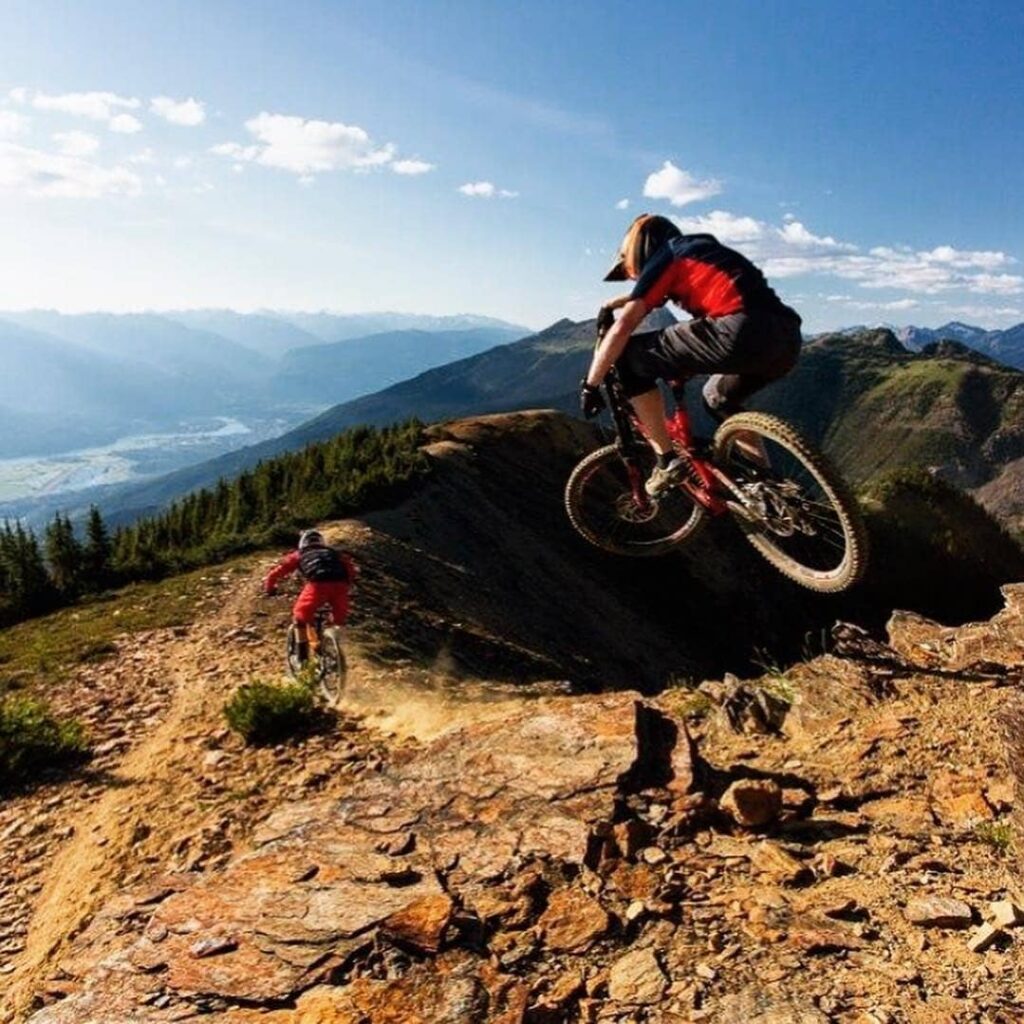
0, 556, 257, 692
223, 677, 328, 746
750, 650, 798, 705
661, 677, 715, 721
0, 694, 90, 789
975, 820, 1013, 853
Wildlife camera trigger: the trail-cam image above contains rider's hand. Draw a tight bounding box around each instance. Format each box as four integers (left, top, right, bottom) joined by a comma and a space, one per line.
596, 304, 616, 338
579, 379, 607, 419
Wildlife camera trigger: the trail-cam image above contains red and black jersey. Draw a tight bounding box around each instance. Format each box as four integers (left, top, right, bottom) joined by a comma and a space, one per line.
630, 234, 786, 319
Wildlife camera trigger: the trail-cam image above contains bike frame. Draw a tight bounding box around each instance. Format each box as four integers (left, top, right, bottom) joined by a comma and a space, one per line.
603, 368, 731, 516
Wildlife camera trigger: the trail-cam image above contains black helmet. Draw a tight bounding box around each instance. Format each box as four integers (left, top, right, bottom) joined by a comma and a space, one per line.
604, 214, 682, 281
298, 529, 324, 550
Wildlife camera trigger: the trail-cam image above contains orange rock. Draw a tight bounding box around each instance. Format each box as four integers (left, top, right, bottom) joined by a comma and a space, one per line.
750, 840, 812, 886
720, 779, 782, 827
381, 892, 454, 953
930, 770, 995, 828
538, 887, 610, 952
605, 861, 660, 901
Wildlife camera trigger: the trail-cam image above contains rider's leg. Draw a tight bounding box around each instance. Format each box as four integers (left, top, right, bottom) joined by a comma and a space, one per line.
292, 586, 317, 663
629, 388, 675, 456
701, 372, 771, 462
325, 583, 350, 630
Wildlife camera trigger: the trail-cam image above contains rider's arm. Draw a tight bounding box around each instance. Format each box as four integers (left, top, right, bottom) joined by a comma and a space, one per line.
585, 299, 648, 387
602, 293, 633, 312
264, 551, 300, 593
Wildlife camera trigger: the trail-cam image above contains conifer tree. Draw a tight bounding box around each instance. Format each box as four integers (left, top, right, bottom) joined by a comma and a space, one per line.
83, 506, 113, 591
44, 513, 83, 596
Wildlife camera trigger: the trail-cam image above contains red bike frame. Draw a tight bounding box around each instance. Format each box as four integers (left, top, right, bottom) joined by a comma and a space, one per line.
620, 379, 731, 517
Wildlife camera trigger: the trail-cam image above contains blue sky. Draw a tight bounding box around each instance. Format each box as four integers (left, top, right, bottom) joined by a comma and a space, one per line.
1, 0, 1022, 331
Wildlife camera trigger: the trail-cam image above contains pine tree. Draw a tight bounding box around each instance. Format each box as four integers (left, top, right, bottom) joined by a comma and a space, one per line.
83, 506, 113, 591
44, 513, 83, 596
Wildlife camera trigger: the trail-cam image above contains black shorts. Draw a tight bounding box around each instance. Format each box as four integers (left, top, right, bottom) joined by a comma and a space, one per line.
615, 308, 803, 400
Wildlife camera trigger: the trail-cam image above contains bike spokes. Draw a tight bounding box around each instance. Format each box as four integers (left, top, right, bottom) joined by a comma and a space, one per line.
565, 444, 706, 557
714, 412, 867, 592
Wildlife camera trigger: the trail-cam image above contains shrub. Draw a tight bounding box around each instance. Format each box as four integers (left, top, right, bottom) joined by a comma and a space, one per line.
223, 679, 324, 746
975, 820, 1013, 853
0, 695, 90, 788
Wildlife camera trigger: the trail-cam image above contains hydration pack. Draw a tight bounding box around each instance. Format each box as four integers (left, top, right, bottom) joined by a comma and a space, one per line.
298, 546, 350, 583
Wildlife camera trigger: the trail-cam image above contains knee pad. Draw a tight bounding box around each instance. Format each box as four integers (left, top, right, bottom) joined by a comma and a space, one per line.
701, 375, 743, 422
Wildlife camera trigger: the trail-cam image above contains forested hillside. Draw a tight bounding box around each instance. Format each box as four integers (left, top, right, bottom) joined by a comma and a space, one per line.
0, 422, 426, 627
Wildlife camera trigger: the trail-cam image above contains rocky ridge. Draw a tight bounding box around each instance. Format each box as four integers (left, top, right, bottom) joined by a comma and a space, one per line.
9, 586, 1024, 1023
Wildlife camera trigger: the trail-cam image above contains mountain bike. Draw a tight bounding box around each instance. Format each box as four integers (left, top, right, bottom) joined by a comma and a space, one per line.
565, 339, 868, 593
286, 605, 348, 704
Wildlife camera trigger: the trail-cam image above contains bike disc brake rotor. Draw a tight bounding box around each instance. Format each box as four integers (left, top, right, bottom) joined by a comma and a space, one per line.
614, 491, 659, 524
744, 480, 821, 537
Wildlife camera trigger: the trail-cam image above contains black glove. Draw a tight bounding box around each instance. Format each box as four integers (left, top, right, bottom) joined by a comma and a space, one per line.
579, 380, 607, 419
263, 588, 277, 598
596, 305, 616, 337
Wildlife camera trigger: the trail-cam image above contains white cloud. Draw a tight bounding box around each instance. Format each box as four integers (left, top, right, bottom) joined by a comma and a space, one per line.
29, 89, 143, 135
920, 245, 1011, 270
0, 110, 30, 139
108, 113, 143, 134
127, 147, 155, 164
777, 220, 854, 251
966, 273, 1024, 295
52, 130, 100, 157
0, 140, 141, 198
458, 180, 518, 198
615, 198, 630, 210
826, 296, 920, 312
391, 158, 435, 175
211, 141, 258, 160
642, 160, 721, 207
150, 96, 206, 126
8, 87, 29, 105
944, 304, 1022, 321
212, 112, 395, 177
675, 209, 764, 243
173, 155, 194, 169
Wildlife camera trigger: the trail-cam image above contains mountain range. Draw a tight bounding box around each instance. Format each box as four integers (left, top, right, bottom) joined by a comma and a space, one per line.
40, 314, 1022, 535
893, 321, 1024, 368
8, 310, 1024, 536
0, 310, 528, 458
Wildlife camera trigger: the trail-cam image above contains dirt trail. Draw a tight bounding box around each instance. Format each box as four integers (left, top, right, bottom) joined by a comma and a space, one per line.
3, 570, 272, 1018
2, 520, 551, 1021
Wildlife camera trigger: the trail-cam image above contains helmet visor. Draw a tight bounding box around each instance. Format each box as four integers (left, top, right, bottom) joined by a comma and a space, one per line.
603, 258, 628, 282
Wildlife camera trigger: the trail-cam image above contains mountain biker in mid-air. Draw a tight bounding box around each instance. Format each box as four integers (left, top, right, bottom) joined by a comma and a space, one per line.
579, 214, 803, 496
263, 529, 356, 665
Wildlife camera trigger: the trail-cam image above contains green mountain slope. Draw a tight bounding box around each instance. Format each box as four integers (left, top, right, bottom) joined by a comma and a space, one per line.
758, 331, 1024, 489
67, 319, 1024, 532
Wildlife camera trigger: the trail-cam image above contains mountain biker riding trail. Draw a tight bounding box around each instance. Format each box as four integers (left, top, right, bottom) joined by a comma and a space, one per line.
263, 529, 357, 664
580, 214, 803, 496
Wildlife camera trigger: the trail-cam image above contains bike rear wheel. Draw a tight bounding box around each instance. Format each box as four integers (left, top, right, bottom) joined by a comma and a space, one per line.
713, 412, 868, 593
565, 444, 706, 557
317, 626, 348, 705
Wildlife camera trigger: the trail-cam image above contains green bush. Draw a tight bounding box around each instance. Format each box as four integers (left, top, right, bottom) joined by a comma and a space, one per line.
223, 679, 324, 746
0, 695, 90, 788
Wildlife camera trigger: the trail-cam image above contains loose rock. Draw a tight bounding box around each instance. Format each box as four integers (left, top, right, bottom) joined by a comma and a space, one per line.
607, 948, 667, 1005
905, 897, 974, 929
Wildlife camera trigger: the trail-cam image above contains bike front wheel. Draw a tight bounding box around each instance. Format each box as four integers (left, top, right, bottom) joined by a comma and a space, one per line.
317, 626, 348, 705
285, 623, 304, 678
565, 444, 706, 557
713, 412, 868, 593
